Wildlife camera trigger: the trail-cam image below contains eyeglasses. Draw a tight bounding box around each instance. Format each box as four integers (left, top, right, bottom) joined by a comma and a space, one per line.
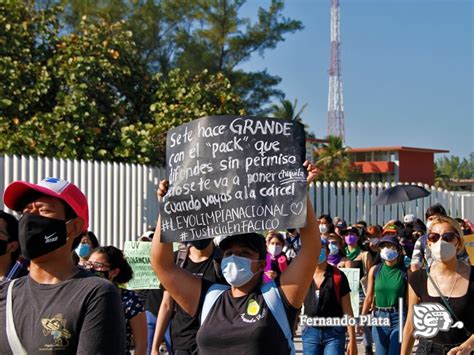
427, 232, 458, 243
328, 241, 338, 246
83, 261, 110, 270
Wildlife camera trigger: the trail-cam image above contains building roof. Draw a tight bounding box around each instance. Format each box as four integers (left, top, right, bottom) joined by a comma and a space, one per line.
348, 146, 449, 154
306, 137, 329, 144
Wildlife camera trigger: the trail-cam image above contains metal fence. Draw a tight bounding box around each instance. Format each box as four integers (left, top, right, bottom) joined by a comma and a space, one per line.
1, 155, 473, 248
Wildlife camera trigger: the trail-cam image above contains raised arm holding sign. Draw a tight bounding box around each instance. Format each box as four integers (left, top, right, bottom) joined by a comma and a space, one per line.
160, 115, 307, 243
151, 115, 321, 354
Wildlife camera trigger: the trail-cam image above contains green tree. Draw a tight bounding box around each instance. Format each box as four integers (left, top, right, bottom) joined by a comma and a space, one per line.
313, 135, 353, 182
47, 0, 303, 113
436, 155, 473, 180
434, 154, 473, 189
123, 69, 246, 165
270, 98, 307, 122
0, 2, 244, 165
270, 98, 315, 138
0, 2, 154, 162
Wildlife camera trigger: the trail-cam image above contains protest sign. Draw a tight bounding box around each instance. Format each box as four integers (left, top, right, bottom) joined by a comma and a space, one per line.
464, 234, 474, 265
340, 268, 360, 317
124, 241, 160, 289
160, 115, 307, 243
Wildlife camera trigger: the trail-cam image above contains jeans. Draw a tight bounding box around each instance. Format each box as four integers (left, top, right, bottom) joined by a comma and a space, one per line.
146, 311, 156, 355
145, 311, 172, 355
416, 338, 466, 355
372, 310, 404, 355
363, 324, 373, 347
302, 326, 346, 355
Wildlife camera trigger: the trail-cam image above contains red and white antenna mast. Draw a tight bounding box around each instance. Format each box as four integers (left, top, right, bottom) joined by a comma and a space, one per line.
327, 0, 345, 141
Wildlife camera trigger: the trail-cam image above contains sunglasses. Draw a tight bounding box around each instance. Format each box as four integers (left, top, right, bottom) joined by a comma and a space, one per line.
427, 232, 458, 243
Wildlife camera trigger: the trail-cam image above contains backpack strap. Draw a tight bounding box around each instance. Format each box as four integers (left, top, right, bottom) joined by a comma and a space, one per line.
332, 267, 342, 305
261, 280, 296, 355
200, 283, 230, 326
6, 279, 27, 355
176, 245, 189, 268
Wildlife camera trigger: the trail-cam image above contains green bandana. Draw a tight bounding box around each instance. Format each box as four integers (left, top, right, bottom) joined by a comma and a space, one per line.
345, 245, 361, 261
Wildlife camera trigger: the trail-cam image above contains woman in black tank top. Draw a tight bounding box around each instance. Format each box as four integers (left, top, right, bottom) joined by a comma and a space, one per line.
151, 162, 322, 355
401, 216, 474, 355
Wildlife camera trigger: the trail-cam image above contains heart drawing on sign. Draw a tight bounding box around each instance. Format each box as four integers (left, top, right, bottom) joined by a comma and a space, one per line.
290, 202, 304, 215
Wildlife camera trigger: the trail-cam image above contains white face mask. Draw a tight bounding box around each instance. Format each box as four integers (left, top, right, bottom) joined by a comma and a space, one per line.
430, 240, 457, 262
380, 247, 398, 261
268, 244, 283, 257
319, 224, 328, 234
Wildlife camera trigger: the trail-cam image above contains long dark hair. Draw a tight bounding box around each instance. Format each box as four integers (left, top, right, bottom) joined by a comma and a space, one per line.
94, 246, 133, 284
0, 210, 20, 264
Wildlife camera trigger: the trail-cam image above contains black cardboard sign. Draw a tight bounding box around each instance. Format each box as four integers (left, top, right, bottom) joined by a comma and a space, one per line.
160, 115, 307, 242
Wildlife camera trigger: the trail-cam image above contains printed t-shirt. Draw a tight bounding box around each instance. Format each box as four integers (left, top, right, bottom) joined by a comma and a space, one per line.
196, 278, 299, 355
121, 288, 145, 351
0, 269, 125, 354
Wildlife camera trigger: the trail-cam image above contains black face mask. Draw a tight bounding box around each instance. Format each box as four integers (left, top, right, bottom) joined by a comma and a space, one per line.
188, 239, 212, 250
19, 214, 68, 260
0, 240, 8, 256
92, 269, 110, 280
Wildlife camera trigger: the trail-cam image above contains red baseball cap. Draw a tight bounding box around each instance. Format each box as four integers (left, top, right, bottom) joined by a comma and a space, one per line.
3, 177, 89, 232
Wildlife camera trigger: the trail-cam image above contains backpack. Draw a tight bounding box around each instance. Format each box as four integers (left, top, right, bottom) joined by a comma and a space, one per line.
176, 244, 223, 279
200, 280, 296, 355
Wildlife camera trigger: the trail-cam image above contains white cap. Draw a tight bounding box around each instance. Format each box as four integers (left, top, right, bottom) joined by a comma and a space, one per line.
403, 214, 416, 224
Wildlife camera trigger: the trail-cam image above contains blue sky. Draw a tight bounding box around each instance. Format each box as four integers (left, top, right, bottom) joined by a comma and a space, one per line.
239, 0, 473, 159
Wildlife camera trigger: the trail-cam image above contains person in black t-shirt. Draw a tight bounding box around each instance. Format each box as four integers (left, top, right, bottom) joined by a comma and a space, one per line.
151, 161, 321, 355
151, 239, 224, 355
302, 240, 356, 355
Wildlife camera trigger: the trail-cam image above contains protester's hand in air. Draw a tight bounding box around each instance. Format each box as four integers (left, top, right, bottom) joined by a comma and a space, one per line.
304, 160, 319, 185
157, 180, 169, 200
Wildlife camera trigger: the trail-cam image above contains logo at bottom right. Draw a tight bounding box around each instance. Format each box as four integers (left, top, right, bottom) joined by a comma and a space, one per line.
413, 302, 464, 338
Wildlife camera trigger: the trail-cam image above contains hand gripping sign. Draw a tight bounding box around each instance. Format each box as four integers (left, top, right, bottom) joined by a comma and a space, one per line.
160, 115, 307, 243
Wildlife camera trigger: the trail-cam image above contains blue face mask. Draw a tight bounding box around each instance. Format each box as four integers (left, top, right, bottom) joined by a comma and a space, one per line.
75, 243, 91, 258
318, 248, 327, 264
221, 255, 258, 287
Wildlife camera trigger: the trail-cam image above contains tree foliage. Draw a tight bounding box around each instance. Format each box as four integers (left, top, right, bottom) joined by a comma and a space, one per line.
435, 153, 473, 189
313, 135, 354, 182
0, 1, 244, 165
270, 98, 307, 122
270, 98, 315, 138
49, 0, 302, 113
